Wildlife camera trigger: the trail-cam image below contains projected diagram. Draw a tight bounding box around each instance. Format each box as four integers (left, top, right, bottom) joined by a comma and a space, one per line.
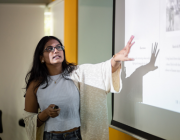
166, 0, 180, 32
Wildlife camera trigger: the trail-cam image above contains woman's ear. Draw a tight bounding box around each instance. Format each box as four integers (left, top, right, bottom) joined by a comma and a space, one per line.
40, 56, 44, 63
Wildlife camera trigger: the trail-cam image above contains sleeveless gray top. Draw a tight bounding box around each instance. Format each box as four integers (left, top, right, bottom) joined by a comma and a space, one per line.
36, 74, 81, 132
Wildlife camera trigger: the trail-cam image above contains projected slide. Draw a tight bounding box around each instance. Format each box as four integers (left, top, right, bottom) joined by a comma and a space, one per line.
124, 0, 180, 113
113, 0, 180, 139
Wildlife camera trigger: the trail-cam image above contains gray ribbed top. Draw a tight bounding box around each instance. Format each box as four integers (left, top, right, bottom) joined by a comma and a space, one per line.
36, 74, 81, 132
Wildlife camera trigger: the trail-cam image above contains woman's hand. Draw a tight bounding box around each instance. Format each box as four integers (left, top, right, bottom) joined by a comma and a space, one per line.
114, 35, 135, 62
37, 104, 60, 127
45, 104, 60, 118
111, 35, 135, 73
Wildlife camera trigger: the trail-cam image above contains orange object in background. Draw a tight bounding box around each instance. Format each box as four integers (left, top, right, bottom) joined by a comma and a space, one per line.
64, 0, 78, 64
109, 127, 138, 140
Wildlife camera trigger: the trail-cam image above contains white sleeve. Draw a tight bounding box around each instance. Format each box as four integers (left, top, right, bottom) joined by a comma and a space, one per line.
101, 58, 122, 93
23, 110, 45, 140
71, 58, 122, 94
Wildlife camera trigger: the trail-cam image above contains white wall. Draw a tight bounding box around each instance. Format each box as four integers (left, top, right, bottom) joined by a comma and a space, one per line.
0, 4, 45, 140
49, 0, 64, 44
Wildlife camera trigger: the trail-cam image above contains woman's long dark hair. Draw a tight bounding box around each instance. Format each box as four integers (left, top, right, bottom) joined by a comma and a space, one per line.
25, 36, 76, 93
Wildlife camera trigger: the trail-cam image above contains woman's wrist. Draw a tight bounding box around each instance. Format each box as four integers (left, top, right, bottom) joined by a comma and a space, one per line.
111, 54, 121, 73
44, 108, 49, 117
112, 54, 121, 63
38, 109, 50, 122
37, 113, 46, 122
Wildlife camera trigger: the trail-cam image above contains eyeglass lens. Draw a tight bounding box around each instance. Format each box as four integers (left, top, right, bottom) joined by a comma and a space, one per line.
45, 46, 64, 52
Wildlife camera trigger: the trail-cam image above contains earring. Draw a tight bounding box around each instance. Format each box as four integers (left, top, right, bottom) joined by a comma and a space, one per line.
41, 60, 44, 63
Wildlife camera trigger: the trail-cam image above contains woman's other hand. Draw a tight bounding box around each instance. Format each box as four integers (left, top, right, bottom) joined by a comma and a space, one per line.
45, 104, 60, 118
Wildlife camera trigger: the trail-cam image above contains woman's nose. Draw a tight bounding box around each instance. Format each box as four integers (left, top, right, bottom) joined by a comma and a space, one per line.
53, 47, 59, 53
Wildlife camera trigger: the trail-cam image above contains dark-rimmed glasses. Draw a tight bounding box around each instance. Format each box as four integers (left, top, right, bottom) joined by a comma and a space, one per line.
44, 45, 64, 52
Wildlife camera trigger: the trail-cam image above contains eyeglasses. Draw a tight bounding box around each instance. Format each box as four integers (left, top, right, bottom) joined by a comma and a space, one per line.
44, 45, 64, 52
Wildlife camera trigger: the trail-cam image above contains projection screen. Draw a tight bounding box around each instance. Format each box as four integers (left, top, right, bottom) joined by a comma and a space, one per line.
112, 0, 180, 139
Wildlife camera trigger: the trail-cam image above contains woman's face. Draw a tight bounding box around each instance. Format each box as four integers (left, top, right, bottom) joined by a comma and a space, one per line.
42, 39, 64, 65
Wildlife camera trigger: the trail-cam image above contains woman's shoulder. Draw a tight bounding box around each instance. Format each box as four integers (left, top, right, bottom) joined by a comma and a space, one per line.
27, 80, 41, 95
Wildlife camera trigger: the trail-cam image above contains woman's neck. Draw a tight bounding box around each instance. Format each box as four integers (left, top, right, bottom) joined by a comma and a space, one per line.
46, 63, 63, 76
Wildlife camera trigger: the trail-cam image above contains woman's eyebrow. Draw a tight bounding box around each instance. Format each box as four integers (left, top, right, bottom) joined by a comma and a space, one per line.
47, 45, 53, 48
47, 44, 60, 48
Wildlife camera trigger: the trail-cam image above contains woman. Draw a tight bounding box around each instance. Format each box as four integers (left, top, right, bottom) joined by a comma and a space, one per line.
23, 35, 135, 140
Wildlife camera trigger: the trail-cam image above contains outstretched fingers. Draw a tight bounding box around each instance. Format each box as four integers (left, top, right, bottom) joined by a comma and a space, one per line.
125, 41, 135, 56
124, 57, 134, 61
127, 35, 134, 45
